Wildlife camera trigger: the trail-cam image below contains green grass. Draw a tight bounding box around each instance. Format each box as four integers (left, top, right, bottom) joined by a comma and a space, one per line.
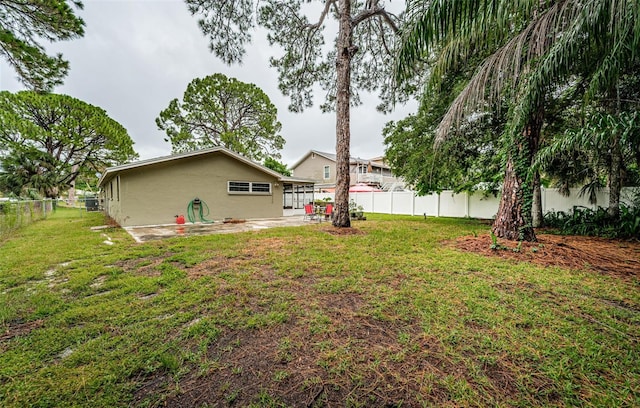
0, 208, 639, 407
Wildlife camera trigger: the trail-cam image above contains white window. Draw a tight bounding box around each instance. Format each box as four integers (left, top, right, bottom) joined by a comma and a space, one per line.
227, 181, 272, 195
228, 181, 251, 192
251, 182, 271, 193
323, 165, 330, 179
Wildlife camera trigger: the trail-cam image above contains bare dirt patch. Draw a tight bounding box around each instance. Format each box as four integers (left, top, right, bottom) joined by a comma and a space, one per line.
320, 226, 366, 236
454, 232, 640, 279
135, 318, 451, 407
246, 237, 294, 257
185, 255, 253, 279
133, 289, 526, 407
1, 319, 44, 344
115, 254, 174, 277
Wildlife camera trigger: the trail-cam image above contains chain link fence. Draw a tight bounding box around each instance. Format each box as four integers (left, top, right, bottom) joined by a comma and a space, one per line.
0, 199, 56, 239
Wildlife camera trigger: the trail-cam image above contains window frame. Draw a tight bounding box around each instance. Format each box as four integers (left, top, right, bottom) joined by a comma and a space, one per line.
227, 181, 272, 195
323, 165, 330, 180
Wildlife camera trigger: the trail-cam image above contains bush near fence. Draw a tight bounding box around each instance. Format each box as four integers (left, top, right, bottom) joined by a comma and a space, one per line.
315, 187, 639, 219
0, 199, 55, 239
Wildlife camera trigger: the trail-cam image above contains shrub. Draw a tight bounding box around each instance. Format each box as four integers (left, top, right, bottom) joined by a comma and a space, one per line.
544, 204, 640, 239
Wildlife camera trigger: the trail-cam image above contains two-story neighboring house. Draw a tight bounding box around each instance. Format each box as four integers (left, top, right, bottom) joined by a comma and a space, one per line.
290, 150, 405, 192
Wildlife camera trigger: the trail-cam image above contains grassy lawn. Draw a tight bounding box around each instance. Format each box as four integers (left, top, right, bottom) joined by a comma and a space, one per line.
1, 208, 638, 407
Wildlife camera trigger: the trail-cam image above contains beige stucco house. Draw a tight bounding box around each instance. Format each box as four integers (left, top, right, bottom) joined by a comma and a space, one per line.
290, 150, 404, 191
98, 147, 314, 227
290, 151, 338, 190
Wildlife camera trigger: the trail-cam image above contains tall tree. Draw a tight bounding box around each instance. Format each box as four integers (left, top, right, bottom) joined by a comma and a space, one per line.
185, 0, 412, 227
0, 91, 138, 198
0, 0, 85, 91
156, 73, 285, 162
263, 157, 292, 176
396, 0, 640, 241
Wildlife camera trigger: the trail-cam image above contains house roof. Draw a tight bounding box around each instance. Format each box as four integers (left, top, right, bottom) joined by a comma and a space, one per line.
290, 150, 336, 169
98, 147, 312, 187
290, 149, 391, 170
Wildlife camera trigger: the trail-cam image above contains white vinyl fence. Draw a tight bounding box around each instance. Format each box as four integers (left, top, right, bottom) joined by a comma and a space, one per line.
315, 187, 638, 219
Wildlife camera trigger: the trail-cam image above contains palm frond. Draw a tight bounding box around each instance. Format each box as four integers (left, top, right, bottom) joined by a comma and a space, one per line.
399, 0, 639, 145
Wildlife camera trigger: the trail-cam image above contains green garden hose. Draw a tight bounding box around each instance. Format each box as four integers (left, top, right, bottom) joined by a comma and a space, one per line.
186, 198, 214, 223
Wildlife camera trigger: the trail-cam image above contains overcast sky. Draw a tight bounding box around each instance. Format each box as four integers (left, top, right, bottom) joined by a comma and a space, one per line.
0, 0, 416, 167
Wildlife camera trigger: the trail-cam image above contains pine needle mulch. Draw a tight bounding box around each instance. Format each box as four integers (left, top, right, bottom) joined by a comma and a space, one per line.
454, 232, 640, 280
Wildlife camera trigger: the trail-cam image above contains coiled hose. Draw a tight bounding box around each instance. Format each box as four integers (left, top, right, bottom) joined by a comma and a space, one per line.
186, 198, 214, 223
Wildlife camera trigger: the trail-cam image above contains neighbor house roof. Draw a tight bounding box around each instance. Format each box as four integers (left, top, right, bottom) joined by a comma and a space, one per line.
98, 147, 312, 187
290, 149, 391, 170
290, 150, 336, 169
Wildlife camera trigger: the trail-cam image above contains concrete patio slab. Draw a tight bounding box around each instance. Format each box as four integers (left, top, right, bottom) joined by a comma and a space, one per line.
123, 216, 319, 242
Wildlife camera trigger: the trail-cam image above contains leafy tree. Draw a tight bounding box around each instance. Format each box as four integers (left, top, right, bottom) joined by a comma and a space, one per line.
0, 0, 85, 91
156, 73, 284, 162
396, 0, 640, 241
185, 0, 414, 227
263, 157, 291, 176
0, 91, 138, 198
384, 82, 504, 195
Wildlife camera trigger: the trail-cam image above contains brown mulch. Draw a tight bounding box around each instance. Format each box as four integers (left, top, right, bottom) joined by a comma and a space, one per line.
454, 232, 640, 279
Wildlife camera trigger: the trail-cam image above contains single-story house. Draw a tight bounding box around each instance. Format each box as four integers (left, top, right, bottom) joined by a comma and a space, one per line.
98, 147, 314, 227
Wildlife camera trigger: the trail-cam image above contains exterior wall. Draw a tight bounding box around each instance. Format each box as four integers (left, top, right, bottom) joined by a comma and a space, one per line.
292, 154, 336, 185
107, 153, 282, 227
102, 176, 123, 223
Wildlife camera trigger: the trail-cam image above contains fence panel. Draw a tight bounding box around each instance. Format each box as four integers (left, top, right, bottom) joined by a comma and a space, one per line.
351, 192, 375, 212
469, 192, 501, 219
543, 188, 602, 212
438, 192, 467, 218
390, 191, 416, 215
0, 199, 55, 239
415, 194, 440, 216
313, 186, 638, 219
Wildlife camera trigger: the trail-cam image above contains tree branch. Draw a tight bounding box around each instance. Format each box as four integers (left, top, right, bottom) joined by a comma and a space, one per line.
306, 0, 338, 30
352, 4, 399, 33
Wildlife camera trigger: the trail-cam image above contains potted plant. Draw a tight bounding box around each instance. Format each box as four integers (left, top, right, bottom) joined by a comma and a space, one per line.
349, 200, 366, 220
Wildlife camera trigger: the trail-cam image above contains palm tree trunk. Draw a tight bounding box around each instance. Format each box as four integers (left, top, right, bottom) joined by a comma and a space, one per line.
492, 110, 543, 241
333, 0, 353, 228
492, 157, 537, 241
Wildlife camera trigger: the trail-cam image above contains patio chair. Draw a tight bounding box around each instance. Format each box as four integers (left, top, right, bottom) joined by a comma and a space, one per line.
323, 204, 333, 221
304, 204, 317, 221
